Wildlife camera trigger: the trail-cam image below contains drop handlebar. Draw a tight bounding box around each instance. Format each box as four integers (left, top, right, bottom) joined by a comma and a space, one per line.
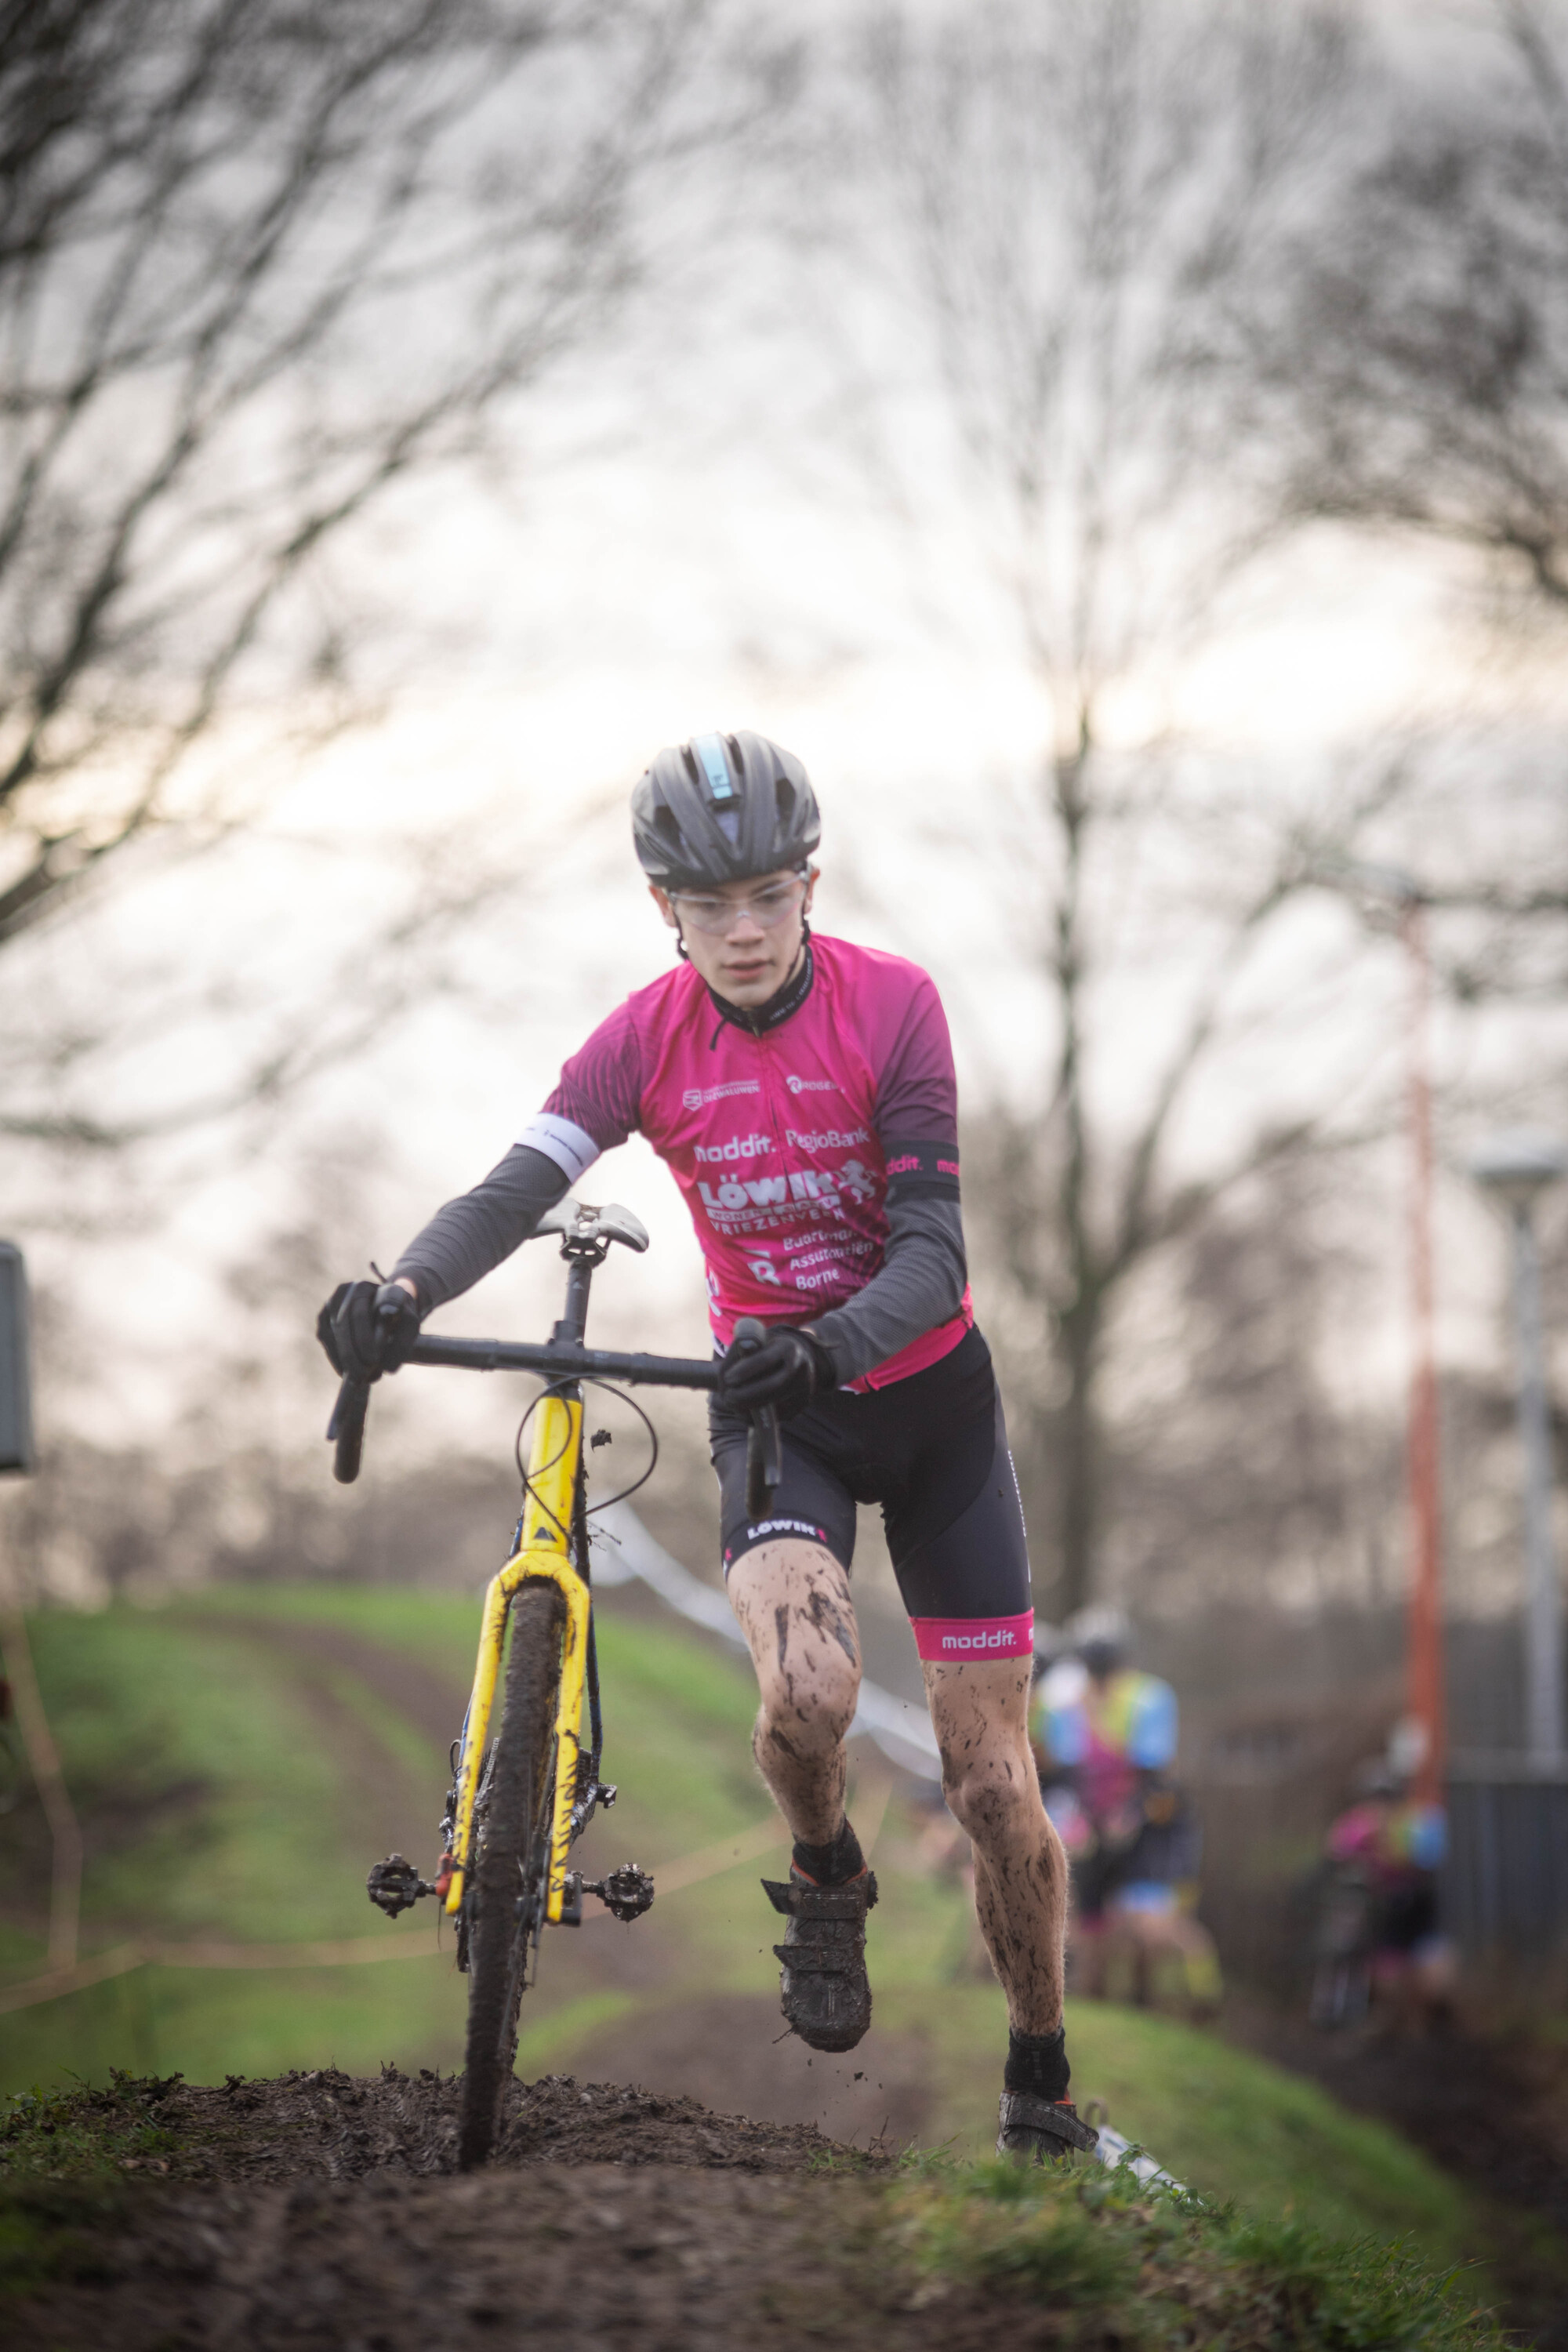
327, 1321, 784, 1509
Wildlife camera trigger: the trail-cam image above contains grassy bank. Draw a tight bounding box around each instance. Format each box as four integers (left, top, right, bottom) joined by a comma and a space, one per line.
0, 1586, 1479, 2270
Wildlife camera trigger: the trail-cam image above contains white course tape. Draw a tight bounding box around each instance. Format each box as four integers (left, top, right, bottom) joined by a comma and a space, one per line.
1093, 2122, 1186, 2194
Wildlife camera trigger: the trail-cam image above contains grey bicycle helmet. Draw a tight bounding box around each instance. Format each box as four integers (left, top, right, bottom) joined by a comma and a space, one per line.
1069, 1604, 1131, 1681
631, 730, 821, 889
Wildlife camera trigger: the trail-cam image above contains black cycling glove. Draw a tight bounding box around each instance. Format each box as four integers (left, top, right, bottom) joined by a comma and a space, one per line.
317, 1279, 422, 1382
717, 1325, 837, 1422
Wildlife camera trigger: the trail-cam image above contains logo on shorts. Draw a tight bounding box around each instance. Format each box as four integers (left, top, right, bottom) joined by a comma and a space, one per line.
941, 1628, 1018, 1651
724, 1517, 828, 1566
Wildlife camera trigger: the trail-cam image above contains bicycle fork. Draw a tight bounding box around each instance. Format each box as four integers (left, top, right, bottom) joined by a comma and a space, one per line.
365, 1383, 656, 1934
446, 1389, 590, 1927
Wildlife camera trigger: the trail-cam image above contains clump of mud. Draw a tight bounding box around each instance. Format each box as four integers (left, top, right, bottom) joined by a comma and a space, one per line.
138, 2065, 856, 2184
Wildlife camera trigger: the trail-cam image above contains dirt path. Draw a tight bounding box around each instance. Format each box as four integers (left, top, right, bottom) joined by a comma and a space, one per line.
186, 1612, 679, 1998
175, 1613, 464, 1870
572, 1991, 933, 2151
212, 1612, 472, 1751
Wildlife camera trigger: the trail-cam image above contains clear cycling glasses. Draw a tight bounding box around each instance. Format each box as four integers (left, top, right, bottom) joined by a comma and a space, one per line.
669, 874, 808, 935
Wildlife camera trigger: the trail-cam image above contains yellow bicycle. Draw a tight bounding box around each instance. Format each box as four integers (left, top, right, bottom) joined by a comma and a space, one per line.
327, 1197, 780, 2169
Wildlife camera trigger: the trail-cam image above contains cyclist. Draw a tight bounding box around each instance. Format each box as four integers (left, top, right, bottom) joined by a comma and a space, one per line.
318, 731, 1093, 2164
1318, 1751, 1454, 2032
1035, 1609, 1219, 2013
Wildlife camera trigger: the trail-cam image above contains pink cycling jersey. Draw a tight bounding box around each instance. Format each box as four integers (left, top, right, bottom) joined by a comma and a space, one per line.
517, 934, 972, 1388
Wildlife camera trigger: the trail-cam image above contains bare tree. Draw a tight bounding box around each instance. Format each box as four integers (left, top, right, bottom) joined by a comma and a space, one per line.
1279, 0, 1568, 611
0, 0, 720, 957
804, 1, 1568, 1615
809, 0, 1393, 1613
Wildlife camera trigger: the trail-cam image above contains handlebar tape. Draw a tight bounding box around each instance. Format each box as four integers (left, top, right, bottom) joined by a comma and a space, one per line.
746, 1404, 782, 1523
733, 1319, 784, 1521
328, 1377, 370, 1486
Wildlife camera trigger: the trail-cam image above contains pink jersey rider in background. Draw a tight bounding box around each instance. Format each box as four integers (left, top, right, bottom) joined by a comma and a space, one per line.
318, 729, 1091, 2166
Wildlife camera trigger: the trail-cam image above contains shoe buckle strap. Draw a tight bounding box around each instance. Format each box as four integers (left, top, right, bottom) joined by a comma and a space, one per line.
771, 1942, 862, 1976
761, 1872, 878, 1919
997, 2092, 1099, 2153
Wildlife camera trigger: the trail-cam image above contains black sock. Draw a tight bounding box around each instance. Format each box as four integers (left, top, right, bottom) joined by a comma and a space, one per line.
791, 1817, 865, 1886
1004, 2025, 1070, 2102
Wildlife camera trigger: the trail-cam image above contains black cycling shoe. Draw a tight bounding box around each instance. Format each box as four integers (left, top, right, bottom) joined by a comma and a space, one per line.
996, 2091, 1100, 2164
762, 1868, 878, 2053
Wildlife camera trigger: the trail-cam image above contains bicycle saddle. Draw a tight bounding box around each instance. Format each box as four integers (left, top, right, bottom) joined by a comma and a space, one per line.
535, 1196, 650, 1254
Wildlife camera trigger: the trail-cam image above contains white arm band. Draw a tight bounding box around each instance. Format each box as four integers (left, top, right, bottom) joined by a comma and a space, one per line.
517, 1112, 602, 1185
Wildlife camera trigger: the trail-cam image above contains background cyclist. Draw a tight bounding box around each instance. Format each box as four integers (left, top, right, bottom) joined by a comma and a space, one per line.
318, 730, 1092, 2163
1034, 1608, 1219, 2016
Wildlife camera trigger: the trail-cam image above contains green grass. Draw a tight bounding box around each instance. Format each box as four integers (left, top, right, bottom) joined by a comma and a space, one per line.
0, 1587, 782, 2096
884, 2154, 1505, 2350
0, 2072, 187, 2299
880, 1980, 1471, 2258
5, 1609, 403, 1944
0, 1584, 1486, 2284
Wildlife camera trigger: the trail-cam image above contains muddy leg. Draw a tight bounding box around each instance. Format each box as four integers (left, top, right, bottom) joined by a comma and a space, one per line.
728, 1539, 861, 1846
924, 1656, 1069, 2034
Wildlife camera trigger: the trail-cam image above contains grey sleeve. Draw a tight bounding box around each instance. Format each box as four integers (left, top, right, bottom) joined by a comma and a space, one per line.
391, 1145, 572, 1315
807, 1193, 967, 1386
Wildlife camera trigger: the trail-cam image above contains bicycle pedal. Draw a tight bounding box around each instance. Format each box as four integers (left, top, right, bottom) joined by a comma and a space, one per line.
366, 1853, 435, 1918
583, 1862, 655, 1923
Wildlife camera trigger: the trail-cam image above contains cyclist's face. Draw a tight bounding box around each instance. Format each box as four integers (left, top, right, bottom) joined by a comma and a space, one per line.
652, 865, 817, 1003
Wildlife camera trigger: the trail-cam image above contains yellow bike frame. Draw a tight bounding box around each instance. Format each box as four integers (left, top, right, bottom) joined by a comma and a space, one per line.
444, 1389, 590, 1928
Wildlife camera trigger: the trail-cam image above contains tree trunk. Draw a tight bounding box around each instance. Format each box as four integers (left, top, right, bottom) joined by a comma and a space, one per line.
1052, 1294, 1102, 1621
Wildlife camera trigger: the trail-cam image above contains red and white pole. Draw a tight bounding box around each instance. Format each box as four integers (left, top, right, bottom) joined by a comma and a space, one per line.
1403, 895, 1446, 1805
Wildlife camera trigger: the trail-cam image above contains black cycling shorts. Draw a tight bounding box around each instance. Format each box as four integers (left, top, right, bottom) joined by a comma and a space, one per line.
710, 1324, 1033, 1664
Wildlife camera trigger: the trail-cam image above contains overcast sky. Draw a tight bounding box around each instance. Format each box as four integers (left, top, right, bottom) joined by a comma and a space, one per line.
9, 0, 1568, 1479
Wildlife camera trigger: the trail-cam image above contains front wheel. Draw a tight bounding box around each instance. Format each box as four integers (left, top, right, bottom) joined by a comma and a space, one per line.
457, 1581, 564, 2169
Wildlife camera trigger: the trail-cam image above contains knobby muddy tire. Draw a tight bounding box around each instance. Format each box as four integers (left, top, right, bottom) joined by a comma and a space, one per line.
457, 1581, 564, 2169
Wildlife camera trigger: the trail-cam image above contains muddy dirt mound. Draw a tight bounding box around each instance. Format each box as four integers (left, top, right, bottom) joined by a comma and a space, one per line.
5, 2069, 1508, 2352
135, 2063, 848, 2183
4, 2071, 909, 2352
14, 2163, 918, 2352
